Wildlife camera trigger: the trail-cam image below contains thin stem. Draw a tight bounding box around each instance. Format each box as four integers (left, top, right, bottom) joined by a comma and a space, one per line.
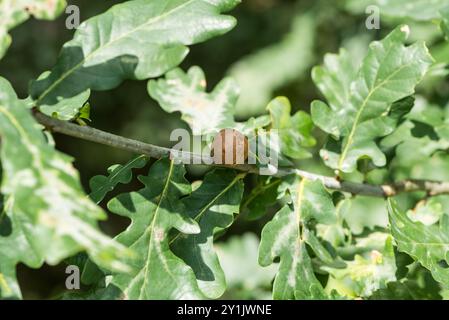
33, 110, 449, 198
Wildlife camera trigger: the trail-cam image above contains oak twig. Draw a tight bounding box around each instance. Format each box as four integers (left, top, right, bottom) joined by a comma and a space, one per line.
33, 110, 449, 198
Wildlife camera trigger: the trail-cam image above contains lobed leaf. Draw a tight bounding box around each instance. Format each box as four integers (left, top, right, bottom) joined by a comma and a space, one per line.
346, 0, 449, 22
241, 176, 280, 221
267, 97, 316, 160
170, 169, 244, 298
89, 155, 148, 204
0, 0, 66, 59
107, 161, 245, 299
148, 66, 238, 135
0, 77, 130, 299
382, 98, 449, 179
375, 0, 449, 21
407, 198, 445, 226
388, 199, 449, 288
30, 0, 240, 120
312, 26, 433, 173
258, 176, 337, 299
323, 234, 397, 298
106, 158, 203, 299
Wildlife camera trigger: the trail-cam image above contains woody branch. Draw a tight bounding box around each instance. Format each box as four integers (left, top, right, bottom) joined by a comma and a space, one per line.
33, 110, 449, 198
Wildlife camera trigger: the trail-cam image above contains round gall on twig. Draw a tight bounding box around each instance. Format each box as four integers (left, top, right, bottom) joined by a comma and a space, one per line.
211, 129, 249, 165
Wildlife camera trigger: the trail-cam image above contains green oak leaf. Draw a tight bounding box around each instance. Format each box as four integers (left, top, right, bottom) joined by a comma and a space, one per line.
346, 0, 449, 21
408, 97, 448, 128
370, 278, 442, 300
75, 102, 92, 126
260, 223, 327, 300
258, 176, 337, 300
0, 250, 22, 298
277, 175, 338, 226
67, 168, 244, 300
233, 115, 271, 136
170, 169, 244, 299
311, 48, 357, 139
311, 26, 433, 173
30, 0, 240, 120
0, 266, 18, 299
89, 155, 148, 204
388, 199, 449, 288
106, 158, 205, 299
148, 66, 275, 137
407, 198, 445, 226
323, 234, 397, 298
384, 98, 449, 180
370, 263, 443, 300
0, 213, 33, 299
241, 176, 280, 221
386, 127, 449, 180
410, 99, 449, 145
399, 152, 449, 181
394, 138, 449, 179
148, 66, 238, 135
316, 198, 351, 248
343, 196, 389, 235
0, 77, 130, 299
376, 0, 449, 21
0, 0, 66, 59
267, 97, 316, 160
382, 98, 449, 160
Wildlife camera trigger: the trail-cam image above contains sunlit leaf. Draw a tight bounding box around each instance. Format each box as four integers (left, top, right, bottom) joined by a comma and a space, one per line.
259, 176, 337, 299
106, 158, 206, 299
376, 0, 449, 21
148, 66, 238, 135
267, 97, 316, 160
0, 77, 130, 299
324, 234, 397, 298
388, 199, 449, 288
0, 0, 66, 59
30, 0, 240, 120
312, 26, 433, 173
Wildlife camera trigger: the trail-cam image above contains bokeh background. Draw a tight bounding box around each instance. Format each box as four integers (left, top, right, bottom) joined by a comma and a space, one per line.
2, 0, 448, 299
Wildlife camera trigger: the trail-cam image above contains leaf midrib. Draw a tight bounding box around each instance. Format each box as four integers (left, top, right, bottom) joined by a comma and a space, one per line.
337, 54, 416, 171
36, 0, 197, 103
0, 105, 43, 171
0, 273, 12, 296
0, 104, 54, 266
241, 179, 281, 211
169, 173, 245, 245
138, 159, 176, 299
296, 179, 306, 239
89, 155, 147, 201
279, 179, 306, 297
